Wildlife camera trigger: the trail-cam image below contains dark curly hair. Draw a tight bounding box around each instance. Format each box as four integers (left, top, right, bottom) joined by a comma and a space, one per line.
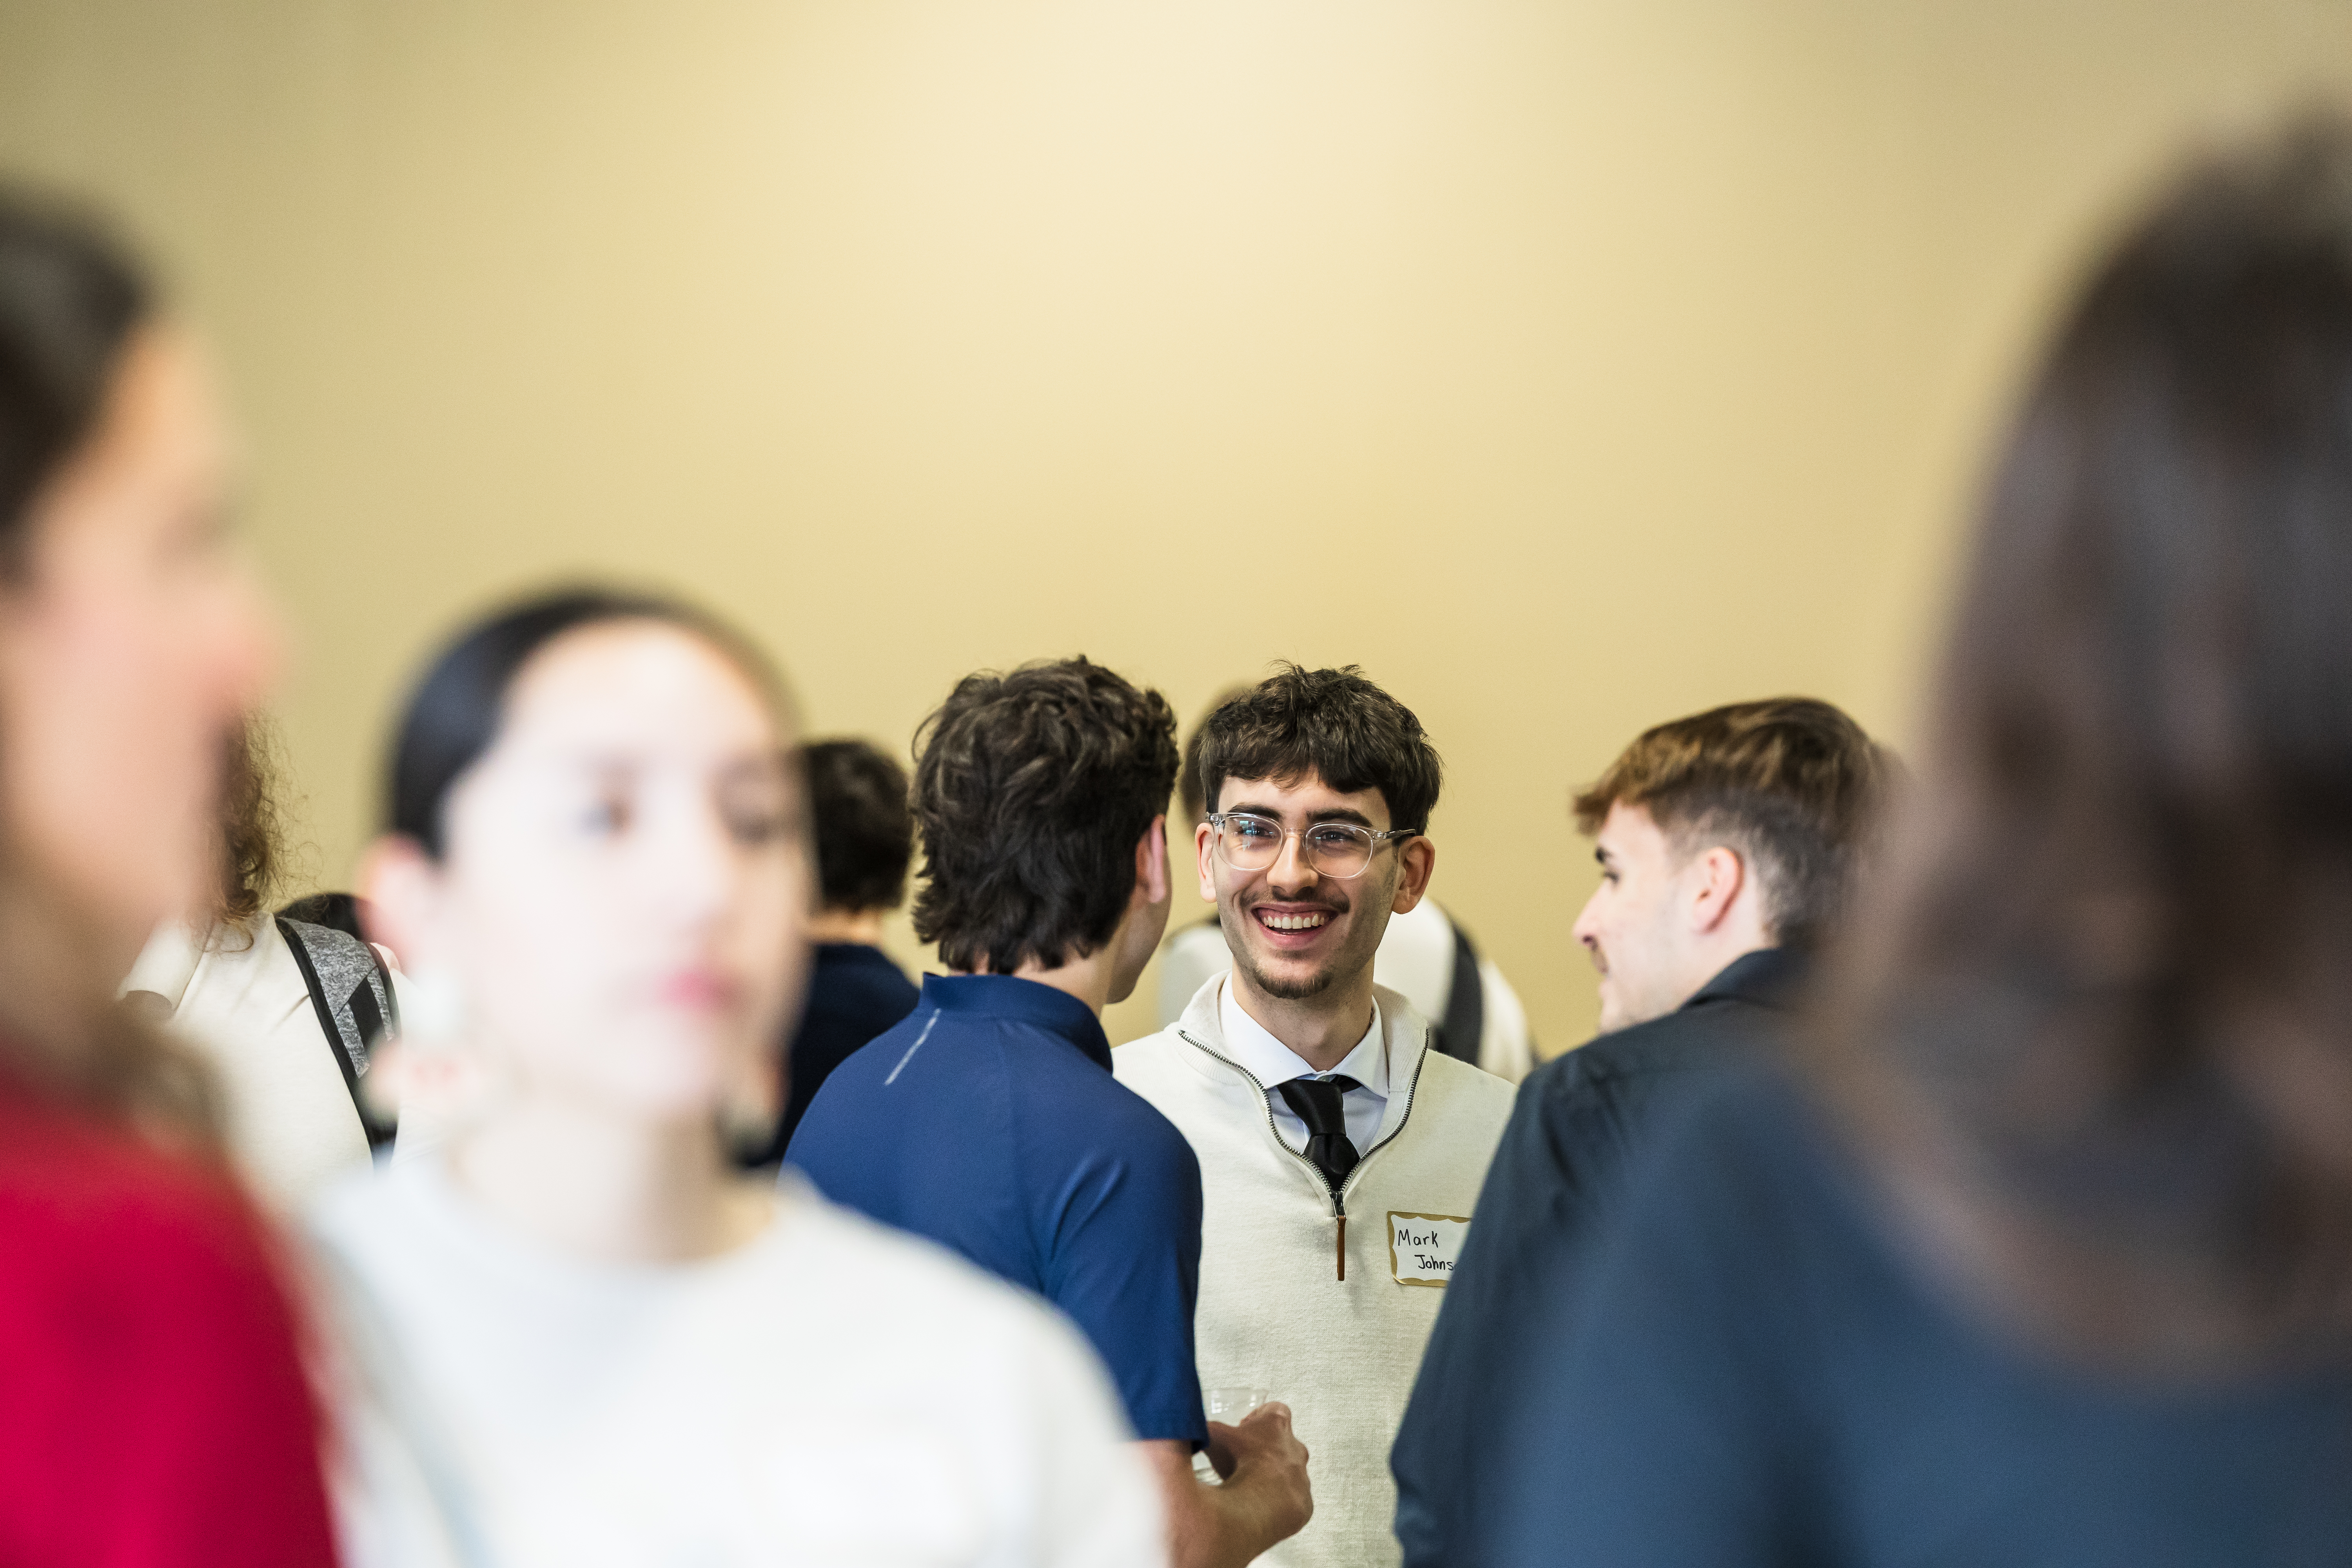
218, 716, 283, 922
1196, 663, 1442, 831
804, 739, 914, 913
911, 658, 1179, 976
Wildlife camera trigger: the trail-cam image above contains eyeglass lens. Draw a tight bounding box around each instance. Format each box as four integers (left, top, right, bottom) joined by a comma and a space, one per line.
1218, 816, 1374, 878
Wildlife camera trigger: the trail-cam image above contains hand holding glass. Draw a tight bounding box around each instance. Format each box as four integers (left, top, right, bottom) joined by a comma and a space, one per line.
1198, 1387, 1273, 1483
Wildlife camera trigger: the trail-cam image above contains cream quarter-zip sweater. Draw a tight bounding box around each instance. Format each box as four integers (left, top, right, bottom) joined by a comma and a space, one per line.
1116, 975, 1515, 1568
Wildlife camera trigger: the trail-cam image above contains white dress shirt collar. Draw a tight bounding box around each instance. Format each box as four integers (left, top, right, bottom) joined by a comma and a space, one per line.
1218, 976, 1387, 1096
1218, 977, 1390, 1156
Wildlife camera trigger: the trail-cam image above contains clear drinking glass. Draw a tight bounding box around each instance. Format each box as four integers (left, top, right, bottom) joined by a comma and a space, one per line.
1203, 1387, 1270, 1424
1194, 1387, 1273, 1485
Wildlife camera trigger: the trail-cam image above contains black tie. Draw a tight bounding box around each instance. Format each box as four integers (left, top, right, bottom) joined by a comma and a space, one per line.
1278, 1075, 1361, 1189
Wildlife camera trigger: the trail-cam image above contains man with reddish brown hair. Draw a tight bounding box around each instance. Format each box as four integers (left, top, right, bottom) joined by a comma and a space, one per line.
1390, 697, 1891, 1568
1567, 697, 1888, 1032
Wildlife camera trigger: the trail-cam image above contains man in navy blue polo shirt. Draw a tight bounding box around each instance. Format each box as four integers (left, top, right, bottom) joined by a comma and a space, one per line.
789, 658, 1313, 1568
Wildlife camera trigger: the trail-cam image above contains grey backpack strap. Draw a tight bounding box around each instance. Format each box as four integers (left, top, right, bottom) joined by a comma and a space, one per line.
277, 912, 402, 1149
1435, 914, 1486, 1065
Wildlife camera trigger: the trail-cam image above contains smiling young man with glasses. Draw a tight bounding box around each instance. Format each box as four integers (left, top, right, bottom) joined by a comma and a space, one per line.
1116, 664, 1515, 1568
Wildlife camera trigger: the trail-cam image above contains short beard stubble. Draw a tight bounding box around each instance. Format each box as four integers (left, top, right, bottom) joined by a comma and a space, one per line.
1227, 871, 1395, 1005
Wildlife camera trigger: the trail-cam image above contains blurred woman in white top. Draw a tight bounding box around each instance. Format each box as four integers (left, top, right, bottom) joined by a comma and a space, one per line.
121, 719, 410, 1208
308, 586, 1161, 1568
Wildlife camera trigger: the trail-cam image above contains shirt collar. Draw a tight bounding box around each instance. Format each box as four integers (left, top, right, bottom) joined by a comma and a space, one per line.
118, 917, 205, 1011
813, 941, 895, 964
1216, 975, 1387, 1097
920, 973, 1113, 1072
1687, 947, 1809, 1012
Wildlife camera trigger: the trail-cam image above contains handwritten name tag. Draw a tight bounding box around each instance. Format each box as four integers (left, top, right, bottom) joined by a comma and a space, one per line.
1387, 1211, 1471, 1287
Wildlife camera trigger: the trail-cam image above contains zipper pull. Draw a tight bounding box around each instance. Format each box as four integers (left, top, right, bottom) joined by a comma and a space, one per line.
1334, 1192, 1347, 1281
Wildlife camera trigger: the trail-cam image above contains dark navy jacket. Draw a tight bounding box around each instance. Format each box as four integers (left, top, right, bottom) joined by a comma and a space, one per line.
1490, 1068, 2352, 1566
1391, 948, 1808, 1566
742, 942, 919, 1167
788, 973, 1210, 1446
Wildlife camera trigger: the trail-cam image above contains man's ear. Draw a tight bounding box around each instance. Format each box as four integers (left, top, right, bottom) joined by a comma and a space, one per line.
1134, 815, 1171, 910
1195, 818, 1219, 904
1390, 834, 1437, 915
1685, 845, 1747, 935
357, 833, 448, 973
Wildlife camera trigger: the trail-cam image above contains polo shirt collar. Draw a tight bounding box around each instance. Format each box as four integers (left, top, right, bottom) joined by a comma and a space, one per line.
919, 973, 1113, 1072
1216, 976, 1388, 1096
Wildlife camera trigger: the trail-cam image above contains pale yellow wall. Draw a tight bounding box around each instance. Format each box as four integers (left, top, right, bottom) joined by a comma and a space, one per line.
3, 0, 2349, 1053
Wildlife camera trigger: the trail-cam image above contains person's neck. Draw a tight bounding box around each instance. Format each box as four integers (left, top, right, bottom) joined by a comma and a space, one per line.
805, 906, 887, 946
991, 943, 1118, 1018
1669, 934, 1775, 1014
449, 1093, 767, 1264
1229, 967, 1376, 1074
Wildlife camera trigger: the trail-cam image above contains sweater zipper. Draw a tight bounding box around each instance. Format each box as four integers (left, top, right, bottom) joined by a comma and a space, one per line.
1177, 1030, 1426, 1282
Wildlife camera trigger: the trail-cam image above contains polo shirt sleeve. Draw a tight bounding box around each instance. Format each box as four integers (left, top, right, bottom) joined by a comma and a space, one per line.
1028, 1100, 1210, 1449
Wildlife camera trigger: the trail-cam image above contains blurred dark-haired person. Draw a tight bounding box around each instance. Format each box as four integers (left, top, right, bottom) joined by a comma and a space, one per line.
1492, 121, 2352, 1566
316, 595, 1157, 1566
120, 717, 412, 1208
0, 193, 335, 1562
1158, 698, 1535, 1082
790, 658, 1313, 1568
1390, 697, 1889, 1567
1118, 664, 1515, 1568
734, 738, 918, 1166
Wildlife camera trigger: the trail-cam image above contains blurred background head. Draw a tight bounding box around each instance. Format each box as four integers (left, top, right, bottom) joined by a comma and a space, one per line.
1825, 115, 2352, 1370
366, 587, 808, 1129
0, 197, 275, 962
0, 189, 276, 1126
802, 737, 913, 933
1179, 687, 1253, 831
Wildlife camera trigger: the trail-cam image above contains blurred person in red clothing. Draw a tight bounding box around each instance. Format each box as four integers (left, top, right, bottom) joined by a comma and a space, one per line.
0, 189, 334, 1565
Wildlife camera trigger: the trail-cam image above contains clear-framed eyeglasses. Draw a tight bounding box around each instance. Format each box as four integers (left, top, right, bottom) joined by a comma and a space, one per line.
1205, 812, 1420, 880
